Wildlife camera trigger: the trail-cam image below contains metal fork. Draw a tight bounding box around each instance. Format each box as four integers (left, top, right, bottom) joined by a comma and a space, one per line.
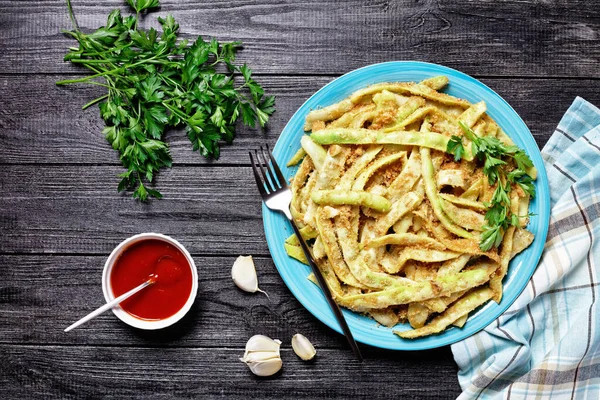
249, 145, 363, 362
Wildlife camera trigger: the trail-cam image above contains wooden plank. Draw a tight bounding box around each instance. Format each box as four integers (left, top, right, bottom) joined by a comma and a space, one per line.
0, 344, 460, 399
0, 0, 599, 76
2, 74, 599, 164
0, 255, 366, 349
0, 165, 271, 254
0, 74, 324, 165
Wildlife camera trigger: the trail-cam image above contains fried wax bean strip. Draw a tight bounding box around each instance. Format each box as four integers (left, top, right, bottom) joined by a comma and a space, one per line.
315, 258, 345, 300
300, 135, 327, 171
387, 149, 422, 198
291, 157, 314, 212
329, 104, 376, 128
298, 169, 318, 213
437, 254, 472, 276
484, 118, 499, 138
304, 98, 354, 131
490, 192, 520, 302
423, 289, 468, 314
336, 265, 495, 311
370, 308, 401, 328
336, 145, 383, 190
496, 127, 516, 147
352, 152, 406, 191
380, 248, 461, 274
316, 145, 350, 190
350, 110, 376, 128
307, 272, 318, 286
420, 76, 449, 90
408, 302, 429, 328
349, 82, 471, 108
453, 314, 468, 328
385, 96, 426, 130
438, 193, 487, 210
415, 208, 500, 263
290, 204, 305, 227
473, 120, 486, 136
421, 147, 474, 239
311, 128, 474, 160
372, 190, 423, 238
395, 287, 494, 339
285, 225, 318, 246
284, 243, 308, 265
458, 101, 487, 128
511, 228, 534, 259
518, 194, 531, 227
437, 169, 466, 188
332, 215, 414, 289
304, 145, 349, 226
439, 199, 486, 231
460, 177, 482, 201
312, 236, 327, 259
287, 147, 306, 167
392, 213, 413, 233
366, 233, 446, 250
315, 209, 369, 288
384, 106, 439, 132
311, 190, 392, 212
372, 90, 402, 126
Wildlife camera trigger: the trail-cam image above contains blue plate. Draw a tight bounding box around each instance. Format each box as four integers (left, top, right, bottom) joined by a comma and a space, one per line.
263, 61, 550, 350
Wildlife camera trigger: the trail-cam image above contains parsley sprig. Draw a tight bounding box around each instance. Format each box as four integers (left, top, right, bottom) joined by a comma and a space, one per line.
446, 122, 536, 251
58, 1, 275, 200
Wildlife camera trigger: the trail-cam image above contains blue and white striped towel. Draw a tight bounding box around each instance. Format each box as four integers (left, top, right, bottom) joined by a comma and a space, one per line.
452, 97, 600, 400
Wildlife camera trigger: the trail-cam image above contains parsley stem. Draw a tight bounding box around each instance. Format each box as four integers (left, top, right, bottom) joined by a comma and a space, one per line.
82, 94, 109, 110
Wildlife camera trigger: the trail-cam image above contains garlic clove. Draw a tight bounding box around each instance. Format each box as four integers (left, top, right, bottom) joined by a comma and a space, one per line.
291, 333, 316, 361
241, 351, 281, 363
243, 357, 282, 377
244, 335, 282, 356
240, 335, 283, 377
232, 255, 269, 297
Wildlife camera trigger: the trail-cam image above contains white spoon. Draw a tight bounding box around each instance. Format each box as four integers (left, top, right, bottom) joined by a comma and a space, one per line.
64, 278, 155, 332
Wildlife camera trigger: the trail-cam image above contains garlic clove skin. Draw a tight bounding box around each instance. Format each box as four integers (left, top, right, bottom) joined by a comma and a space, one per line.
241, 351, 280, 363
240, 335, 283, 377
244, 335, 282, 356
291, 333, 316, 361
242, 357, 282, 377
232, 256, 269, 297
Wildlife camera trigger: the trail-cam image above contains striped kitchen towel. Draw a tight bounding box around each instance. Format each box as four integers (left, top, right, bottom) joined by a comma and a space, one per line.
452, 97, 600, 400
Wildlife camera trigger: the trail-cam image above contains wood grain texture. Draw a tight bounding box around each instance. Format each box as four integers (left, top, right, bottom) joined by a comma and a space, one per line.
1, 0, 599, 76
0, 165, 270, 254
0, 345, 460, 399
0, 254, 442, 351
3, 0, 599, 397
1, 74, 598, 165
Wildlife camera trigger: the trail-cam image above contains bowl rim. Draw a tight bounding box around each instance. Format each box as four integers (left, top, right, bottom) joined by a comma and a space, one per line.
101, 232, 198, 330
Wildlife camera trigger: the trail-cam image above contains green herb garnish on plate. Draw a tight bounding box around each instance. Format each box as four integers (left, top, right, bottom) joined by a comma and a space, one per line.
447, 122, 536, 251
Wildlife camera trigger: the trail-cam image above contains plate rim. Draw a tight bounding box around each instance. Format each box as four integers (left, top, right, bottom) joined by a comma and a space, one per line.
262, 61, 550, 350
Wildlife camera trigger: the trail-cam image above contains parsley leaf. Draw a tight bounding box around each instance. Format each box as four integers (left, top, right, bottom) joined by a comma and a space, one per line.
446, 135, 465, 161
59, 0, 275, 201
455, 122, 536, 250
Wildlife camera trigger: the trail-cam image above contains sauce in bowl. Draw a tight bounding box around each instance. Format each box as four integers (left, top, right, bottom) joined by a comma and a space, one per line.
110, 239, 193, 320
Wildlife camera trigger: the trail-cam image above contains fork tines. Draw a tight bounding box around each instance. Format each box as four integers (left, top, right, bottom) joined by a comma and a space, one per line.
249, 145, 286, 195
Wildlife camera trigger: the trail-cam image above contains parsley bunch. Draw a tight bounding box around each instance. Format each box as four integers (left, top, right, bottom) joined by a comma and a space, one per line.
446, 122, 535, 251
58, 0, 275, 200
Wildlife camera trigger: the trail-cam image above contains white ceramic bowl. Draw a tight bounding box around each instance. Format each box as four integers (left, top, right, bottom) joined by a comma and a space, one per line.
102, 233, 198, 330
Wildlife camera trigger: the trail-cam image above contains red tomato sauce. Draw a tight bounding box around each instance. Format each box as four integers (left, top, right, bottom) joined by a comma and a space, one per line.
110, 239, 193, 320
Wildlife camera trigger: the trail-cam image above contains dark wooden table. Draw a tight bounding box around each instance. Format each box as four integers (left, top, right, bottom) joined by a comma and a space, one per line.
1, 1, 599, 398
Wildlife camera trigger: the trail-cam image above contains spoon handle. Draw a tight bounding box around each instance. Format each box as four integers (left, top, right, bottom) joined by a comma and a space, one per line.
64, 280, 153, 332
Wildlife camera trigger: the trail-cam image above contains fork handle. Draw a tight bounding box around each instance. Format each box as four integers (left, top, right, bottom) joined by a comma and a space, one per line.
287, 216, 364, 362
